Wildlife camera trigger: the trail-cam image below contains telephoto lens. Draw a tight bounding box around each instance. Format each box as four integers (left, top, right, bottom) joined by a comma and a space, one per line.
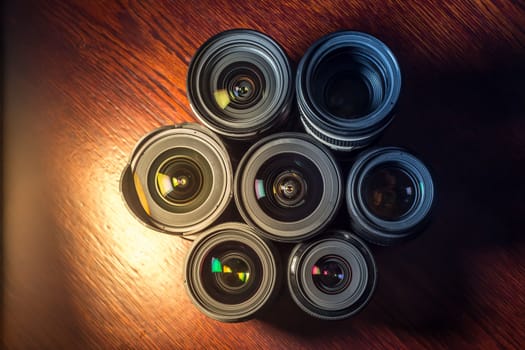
235, 132, 342, 242
288, 230, 377, 320
296, 31, 401, 151
184, 222, 280, 322
120, 123, 232, 235
187, 29, 294, 140
346, 147, 435, 245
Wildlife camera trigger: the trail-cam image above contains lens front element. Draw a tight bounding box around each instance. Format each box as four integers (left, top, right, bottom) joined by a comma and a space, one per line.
185, 223, 279, 322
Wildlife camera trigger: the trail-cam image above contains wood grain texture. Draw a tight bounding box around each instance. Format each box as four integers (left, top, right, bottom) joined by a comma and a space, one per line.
3, 0, 525, 348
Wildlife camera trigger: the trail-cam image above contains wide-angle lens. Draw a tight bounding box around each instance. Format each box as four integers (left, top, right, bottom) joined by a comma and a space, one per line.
120, 123, 232, 235
297, 31, 401, 151
184, 222, 280, 322
346, 147, 435, 245
187, 29, 293, 140
288, 230, 377, 320
235, 132, 342, 242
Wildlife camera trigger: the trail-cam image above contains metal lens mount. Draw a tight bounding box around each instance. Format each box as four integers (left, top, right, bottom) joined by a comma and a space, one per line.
288, 230, 377, 320
187, 29, 293, 140
234, 132, 342, 242
346, 147, 435, 245
120, 123, 232, 235
184, 222, 280, 322
297, 31, 402, 151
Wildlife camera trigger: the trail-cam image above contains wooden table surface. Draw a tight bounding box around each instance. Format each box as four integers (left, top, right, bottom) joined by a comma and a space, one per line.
4, 0, 525, 348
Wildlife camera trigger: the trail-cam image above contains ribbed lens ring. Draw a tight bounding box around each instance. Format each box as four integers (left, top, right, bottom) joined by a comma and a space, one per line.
184, 222, 280, 322
187, 29, 293, 140
297, 31, 401, 151
288, 230, 377, 320
346, 147, 435, 245
121, 123, 232, 235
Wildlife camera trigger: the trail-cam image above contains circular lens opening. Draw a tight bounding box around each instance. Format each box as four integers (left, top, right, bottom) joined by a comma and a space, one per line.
346, 147, 435, 245
273, 170, 307, 208
287, 231, 377, 320
297, 31, 402, 151
362, 165, 417, 221
254, 153, 322, 223
125, 124, 232, 235
312, 48, 383, 119
148, 148, 213, 214
235, 133, 342, 242
217, 62, 265, 110
156, 156, 203, 205
184, 223, 279, 322
312, 256, 351, 295
201, 241, 262, 305
187, 30, 293, 139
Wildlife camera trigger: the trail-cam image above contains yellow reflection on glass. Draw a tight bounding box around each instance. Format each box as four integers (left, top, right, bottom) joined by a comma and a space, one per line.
214, 89, 230, 109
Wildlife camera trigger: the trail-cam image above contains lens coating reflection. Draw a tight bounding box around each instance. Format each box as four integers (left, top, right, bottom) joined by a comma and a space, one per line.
156, 157, 203, 205
214, 62, 265, 110
201, 241, 262, 305
211, 256, 251, 288
148, 148, 213, 214
254, 153, 322, 222
312, 256, 351, 294
362, 165, 416, 221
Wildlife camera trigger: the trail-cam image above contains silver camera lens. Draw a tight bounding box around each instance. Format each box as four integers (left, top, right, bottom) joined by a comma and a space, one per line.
288, 230, 377, 320
346, 147, 435, 245
184, 222, 280, 322
297, 31, 401, 151
120, 123, 232, 235
187, 29, 293, 140
234, 132, 342, 242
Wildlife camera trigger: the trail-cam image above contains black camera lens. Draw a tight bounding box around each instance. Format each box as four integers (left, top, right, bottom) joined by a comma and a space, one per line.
346, 147, 435, 245
288, 230, 377, 320
296, 31, 401, 151
187, 29, 293, 140
235, 132, 342, 242
120, 123, 232, 235
184, 222, 280, 322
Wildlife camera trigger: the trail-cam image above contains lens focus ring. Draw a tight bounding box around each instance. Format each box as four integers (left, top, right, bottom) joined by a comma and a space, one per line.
297, 31, 401, 151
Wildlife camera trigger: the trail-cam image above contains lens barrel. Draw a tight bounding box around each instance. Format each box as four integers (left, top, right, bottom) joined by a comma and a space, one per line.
288, 230, 377, 320
184, 222, 280, 322
235, 132, 342, 242
120, 123, 232, 235
346, 147, 435, 245
187, 29, 294, 140
296, 31, 401, 151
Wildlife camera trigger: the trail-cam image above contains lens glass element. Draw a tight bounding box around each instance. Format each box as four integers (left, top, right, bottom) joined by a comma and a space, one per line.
254, 153, 322, 222
214, 62, 265, 110
201, 241, 262, 305
312, 256, 351, 294
362, 165, 416, 221
312, 48, 382, 119
148, 148, 213, 214
156, 157, 203, 205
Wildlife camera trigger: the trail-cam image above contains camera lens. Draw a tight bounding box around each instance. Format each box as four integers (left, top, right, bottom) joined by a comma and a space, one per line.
235, 132, 342, 242
187, 29, 293, 140
288, 230, 377, 320
346, 147, 435, 245
120, 123, 232, 235
184, 222, 279, 322
296, 31, 401, 151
